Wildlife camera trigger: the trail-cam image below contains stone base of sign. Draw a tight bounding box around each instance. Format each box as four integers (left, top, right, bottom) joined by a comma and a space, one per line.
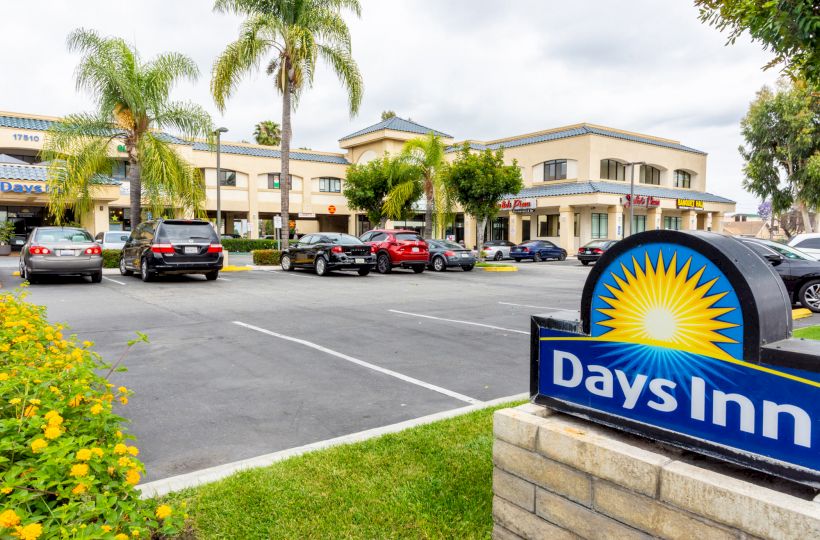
492, 404, 820, 540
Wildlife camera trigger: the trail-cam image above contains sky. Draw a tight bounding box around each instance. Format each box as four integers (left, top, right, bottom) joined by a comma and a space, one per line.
0, 0, 782, 212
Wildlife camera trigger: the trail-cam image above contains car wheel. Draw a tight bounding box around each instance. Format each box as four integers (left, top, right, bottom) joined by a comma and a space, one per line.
119, 256, 133, 276
559, 253, 567, 261
205, 270, 219, 281
90, 271, 102, 284
19, 264, 26, 281
412, 265, 425, 274
315, 256, 329, 276
798, 280, 820, 313
281, 254, 294, 271
581, 260, 590, 266
493, 252, 503, 261
534, 253, 543, 262
377, 253, 392, 274
463, 264, 474, 272
433, 256, 446, 272
357, 266, 370, 276
140, 258, 154, 282
514, 258, 521, 262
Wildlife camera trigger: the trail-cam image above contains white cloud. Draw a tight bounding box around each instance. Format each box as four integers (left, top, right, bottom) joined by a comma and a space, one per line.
0, 0, 780, 212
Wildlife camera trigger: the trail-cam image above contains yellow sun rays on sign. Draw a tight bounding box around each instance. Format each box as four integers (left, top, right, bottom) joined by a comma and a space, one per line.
596, 251, 738, 361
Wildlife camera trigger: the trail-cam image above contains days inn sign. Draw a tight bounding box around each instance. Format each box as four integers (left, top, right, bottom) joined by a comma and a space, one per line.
0, 181, 50, 194
531, 230, 820, 486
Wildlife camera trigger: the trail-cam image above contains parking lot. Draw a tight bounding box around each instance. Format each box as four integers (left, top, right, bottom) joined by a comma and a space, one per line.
0, 258, 597, 482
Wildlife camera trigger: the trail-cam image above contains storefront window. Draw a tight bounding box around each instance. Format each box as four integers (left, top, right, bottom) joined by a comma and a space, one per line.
543, 160, 567, 181
218, 170, 237, 187
640, 166, 661, 185
632, 215, 646, 234
664, 216, 682, 230
591, 213, 608, 239
574, 213, 580, 237
267, 173, 292, 189
489, 216, 506, 242
674, 170, 691, 188
112, 161, 129, 179
538, 214, 559, 237
600, 160, 625, 181
319, 177, 341, 192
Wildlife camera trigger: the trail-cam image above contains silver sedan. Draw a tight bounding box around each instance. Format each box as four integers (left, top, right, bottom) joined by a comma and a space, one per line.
482, 240, 516, 261
20, 227, 103, 283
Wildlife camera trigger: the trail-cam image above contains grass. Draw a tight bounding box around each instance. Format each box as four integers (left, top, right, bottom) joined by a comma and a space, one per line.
475, 261, 514, 268
164, 401, 524, 540
794, 325, 820, 340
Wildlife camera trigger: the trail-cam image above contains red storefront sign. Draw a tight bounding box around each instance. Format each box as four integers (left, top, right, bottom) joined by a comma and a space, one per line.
623, 194, 660, 208
499, 198, 537, 212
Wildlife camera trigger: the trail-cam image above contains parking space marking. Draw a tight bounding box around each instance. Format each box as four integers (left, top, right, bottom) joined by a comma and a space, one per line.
217, 277, 232, 282
498, 301, 573, 311
233, 321, 481, 405
258, 269, 314, 278
102, 276, 127, 286
388, 309, 528, 335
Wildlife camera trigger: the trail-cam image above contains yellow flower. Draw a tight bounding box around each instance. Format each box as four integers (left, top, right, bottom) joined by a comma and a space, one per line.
124, 468, 140, 485
0, 509, 20, 527
155, 505, 172, 520
0, 373, 9, 381
75, 449, 92, 461
68, 395, 82, 407
91, 447, 104, 458
107, 467, 115, 475
115, 534, 129, 540
90, 404, 103, 415
126, 446, 139, 456
43, 411, 58, 420
119, 397, 128, 405
48, 386, 60, 394
117, 457, 132, 468
69, 464, 88, 478
131, 528, 140, 537
115, 430, 123, 439
13, 523, 43, 540
71, 483, 86, 495
82, 341, 93, 348
46, 414, 63, 427
30, 439, 47, 453
1, 487, 12, 495
9, 398, 20, 405
43, 426, 61, 440
113, 443, 127, 455
22, 406, 38, 417
118, 386, 127, 394
28, 399, 40, 405
101, 525, 112, 532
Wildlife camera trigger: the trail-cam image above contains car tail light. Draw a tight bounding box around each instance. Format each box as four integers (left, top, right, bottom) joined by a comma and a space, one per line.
151, 243, 175, 254
29, 246, 51, 255
331, 246, 344, 253
84, 246, 102, 255
444, 250, 455, 257
522, 247, 529, 252
593, 248, 603, 254
578, 248, 584, 254
207, 244, 223, 253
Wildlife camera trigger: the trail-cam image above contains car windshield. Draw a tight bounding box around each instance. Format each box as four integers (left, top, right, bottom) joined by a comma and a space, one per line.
395, 233, 423, 242
326, 234, 363, 245
161, 223, 216, 242
35, 229, 92, 243
106, 233, 130, 242
583, 240, 608, 249
758, 240, 816, 261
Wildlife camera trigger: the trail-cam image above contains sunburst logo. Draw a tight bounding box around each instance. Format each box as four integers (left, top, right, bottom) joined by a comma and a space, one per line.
595, 250, 738, 361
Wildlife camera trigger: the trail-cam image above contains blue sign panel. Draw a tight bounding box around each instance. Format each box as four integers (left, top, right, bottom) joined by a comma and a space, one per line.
532, 231, 820, 486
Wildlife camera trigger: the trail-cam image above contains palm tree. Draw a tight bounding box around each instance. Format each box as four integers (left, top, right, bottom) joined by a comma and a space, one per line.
211, 0, 364, 249
253, 120, 281, 146
400, 133, 448, 238
42, 29, 212, 229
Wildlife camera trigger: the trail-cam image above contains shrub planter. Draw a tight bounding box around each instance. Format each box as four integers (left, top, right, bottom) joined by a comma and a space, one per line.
252, 249, 282, 266
0, 244, 11, 256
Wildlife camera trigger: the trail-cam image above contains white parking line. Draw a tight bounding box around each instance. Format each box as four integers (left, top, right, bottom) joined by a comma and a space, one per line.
259, 269, 314, 278
498, 301, 573, 311
102, 276, 126, 286
388, 309, 528, 335
217, 277, 232, 282
233, 321, 480, 404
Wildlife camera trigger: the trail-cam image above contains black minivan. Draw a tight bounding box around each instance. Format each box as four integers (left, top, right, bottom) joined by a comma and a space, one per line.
119, 219, 223, 282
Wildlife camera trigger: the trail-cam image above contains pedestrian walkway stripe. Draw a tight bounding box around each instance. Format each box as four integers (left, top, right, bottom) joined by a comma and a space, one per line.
232, 321, 481, 405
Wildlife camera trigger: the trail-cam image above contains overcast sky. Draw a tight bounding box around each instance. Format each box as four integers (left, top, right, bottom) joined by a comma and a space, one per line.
0, 1, 781, 212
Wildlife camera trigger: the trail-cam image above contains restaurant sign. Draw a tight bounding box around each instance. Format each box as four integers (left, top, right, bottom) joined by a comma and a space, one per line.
622, 194, 660, 208
499, 198, 536, 212
676, 198, 704, 209
531, 230, 820, 487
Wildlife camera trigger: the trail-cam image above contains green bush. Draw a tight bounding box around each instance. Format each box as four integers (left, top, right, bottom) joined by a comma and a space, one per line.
221, 238, 279, 252
252, 250, 282, 266
102, 249, 121, 269
0, 288, 184, 538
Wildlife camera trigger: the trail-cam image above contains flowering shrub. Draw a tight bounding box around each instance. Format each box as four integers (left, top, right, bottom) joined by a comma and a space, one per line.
0, 287, 184, 539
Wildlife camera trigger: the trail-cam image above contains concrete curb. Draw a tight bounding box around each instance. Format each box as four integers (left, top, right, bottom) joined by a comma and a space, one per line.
137, 392, 529, 499
793, 308, 813, 320
480, 266, 518, 272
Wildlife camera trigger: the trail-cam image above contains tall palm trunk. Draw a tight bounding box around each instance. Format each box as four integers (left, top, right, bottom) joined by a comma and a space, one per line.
423, 178, 434, 238
127, 146, 141, 230
280, 76, 291, 250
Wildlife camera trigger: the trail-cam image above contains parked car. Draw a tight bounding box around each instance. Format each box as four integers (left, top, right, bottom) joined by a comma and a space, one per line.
359, 229, 429, 274
510, 240, 567, 262
738, 237, 820, 312
94, 231, 131, 251
19, 226, 103, 284
482, 240, 516, 261
120, 219, 223, 282
577, 239, 618, 266
788, 233, 820, 258
281, 233, 375, 276
221, 233, 241, 240
10, 234, 27, 252
425, 239, 476, 271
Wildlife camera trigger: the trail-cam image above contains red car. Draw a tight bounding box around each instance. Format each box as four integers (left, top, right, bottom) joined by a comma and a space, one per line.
360, 229, 429, 274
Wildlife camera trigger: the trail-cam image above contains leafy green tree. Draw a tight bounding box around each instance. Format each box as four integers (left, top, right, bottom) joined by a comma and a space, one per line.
42, 29, 212, 228
344, 155, 421, 227
740, 78, 820, 232
253, 120, 281, 146
211, 0, 364, 249
381, 110, 396, 121
695, 0, 820, 83
392, 133, 447, 238
442, 144, 523, 255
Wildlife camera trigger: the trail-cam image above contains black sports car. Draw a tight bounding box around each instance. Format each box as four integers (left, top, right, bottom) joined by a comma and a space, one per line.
280, 232, 375, 276
737, 237, 820, 313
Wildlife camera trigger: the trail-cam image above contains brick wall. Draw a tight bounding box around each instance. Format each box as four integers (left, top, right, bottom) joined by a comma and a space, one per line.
492, 404, 820, 540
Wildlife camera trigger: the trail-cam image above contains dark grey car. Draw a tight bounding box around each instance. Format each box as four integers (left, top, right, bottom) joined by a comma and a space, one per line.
19, 227, 103, 283
425, 239, 476, 271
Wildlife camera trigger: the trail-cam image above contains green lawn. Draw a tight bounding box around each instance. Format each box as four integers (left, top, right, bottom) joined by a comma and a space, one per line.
166, 401, 524, 539
794, 325, 820, 340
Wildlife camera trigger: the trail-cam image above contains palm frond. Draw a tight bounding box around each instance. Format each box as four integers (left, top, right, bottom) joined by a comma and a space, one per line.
317, 43, 363, 115
153, 101, 213, 141
382, 179, 419, 221
137, 132, 205, 217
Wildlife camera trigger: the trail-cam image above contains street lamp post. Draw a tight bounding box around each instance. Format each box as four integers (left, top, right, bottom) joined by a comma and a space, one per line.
627, 161, 645, 237
214, 127, 228, 235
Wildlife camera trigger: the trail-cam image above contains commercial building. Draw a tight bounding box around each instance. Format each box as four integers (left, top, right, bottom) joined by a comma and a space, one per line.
0, 110, 734, 250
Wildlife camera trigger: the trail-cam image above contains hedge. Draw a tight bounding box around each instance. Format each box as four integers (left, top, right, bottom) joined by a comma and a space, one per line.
221, 239, 279, 252
0, 287, 184, 539
252, 250, 282, 266
102, 250, 120, 269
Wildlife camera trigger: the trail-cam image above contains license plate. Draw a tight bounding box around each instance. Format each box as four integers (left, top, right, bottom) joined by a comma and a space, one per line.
411, 247, 419, 253
354, 258, 365, 264
461, 253, 469, 257
184, 247, 198, 254
59, 250, 74, 256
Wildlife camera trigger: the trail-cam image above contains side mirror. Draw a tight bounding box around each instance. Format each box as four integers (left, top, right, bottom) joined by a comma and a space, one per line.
765, 253, 784, 266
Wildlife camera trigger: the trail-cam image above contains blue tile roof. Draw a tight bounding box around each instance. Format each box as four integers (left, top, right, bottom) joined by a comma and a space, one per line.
0, 163, 120, 185
0, 115, 55, 131
447, 125, 706, 155
504, 181, 733, 204
340, 117, 452, 141
192, 142, 349, 164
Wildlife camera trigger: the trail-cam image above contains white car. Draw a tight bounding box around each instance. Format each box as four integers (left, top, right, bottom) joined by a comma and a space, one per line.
482, 240, 516, 261
788, 233, 820, 258
94, 231, 131, 250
